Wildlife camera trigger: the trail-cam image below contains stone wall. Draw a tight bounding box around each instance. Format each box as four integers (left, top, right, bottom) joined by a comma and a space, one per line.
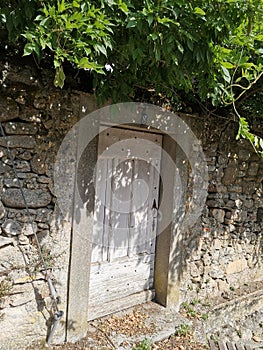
180, 116, 263, 303
0, 61, 262, 349
0, 61, 97, 349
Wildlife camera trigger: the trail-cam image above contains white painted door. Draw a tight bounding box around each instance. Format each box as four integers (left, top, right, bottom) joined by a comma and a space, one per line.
88, 127, 162, 320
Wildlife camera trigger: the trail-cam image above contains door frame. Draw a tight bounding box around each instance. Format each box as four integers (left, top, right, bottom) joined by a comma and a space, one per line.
65, 122, 182, 342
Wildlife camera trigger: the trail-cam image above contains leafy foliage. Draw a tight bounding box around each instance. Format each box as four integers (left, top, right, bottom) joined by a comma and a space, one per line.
0, 0, 263, 156
176, 323, 191, 337
133, 338, 152, 350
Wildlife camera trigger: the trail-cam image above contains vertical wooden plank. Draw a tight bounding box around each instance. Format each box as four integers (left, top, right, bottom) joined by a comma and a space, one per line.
218, 341, 228, 350
92, 158, 108, 262
129, 158, 151, 255
244, 346, 252, 350
150, 158, 161, 254
144, 158, 155, 254
128, 158, 138, 257
226, 342, 236, 350
208, 339, 218, 350
109, 158, 132, 260
107, 157, 115, 262
236, 344, 245, 350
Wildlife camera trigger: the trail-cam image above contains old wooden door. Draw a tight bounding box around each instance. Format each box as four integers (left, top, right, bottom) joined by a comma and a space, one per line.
88, 127, 162, 320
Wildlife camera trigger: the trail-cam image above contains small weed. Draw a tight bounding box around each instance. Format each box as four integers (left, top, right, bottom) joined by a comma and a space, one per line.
187, 284, 194, 291
259, 323, 263, 328
177, 323, 191, 337
237, 329, 242, 338
202, 314, 209, 321
230, 286, 235, 292
133, 338, 152, 350
181, 302, 197, 318
32, 245, 56, 273
0, 278, 13, 299
191, 298, 198, 306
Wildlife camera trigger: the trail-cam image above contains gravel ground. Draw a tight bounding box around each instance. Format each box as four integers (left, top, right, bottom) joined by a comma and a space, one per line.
43, 308, 208, 350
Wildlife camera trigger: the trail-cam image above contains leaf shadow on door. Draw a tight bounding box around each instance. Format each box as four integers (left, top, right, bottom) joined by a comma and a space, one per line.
76, 130, 163, 311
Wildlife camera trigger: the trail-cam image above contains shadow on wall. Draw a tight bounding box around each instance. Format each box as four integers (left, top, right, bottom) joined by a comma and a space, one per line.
168, 117, 263, 302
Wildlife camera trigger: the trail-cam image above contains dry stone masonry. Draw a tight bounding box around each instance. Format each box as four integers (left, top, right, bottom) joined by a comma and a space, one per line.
180, 117, 263, 307
0, 61, 262, 349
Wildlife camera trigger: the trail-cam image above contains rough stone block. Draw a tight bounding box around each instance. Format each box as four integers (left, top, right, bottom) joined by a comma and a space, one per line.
222, 161, 238, 185
0, 97, 19, 122
15, 160, 31, 172
21, 223, 37, 236
31, 153, 47, 174
190, 262, 200, 278
0, 200, 6, 219
0, 236, 14, 247
228, 185, 243, 193
225, 258, 248, 275
208, 267, 224, 279
2, 219, 22, 236
229, 224, 236, 232
4, 122, 38, 135
18, 234, 30, 245
238, 148, 251, 161
247, 162, 259, 176
206, 199, 225, 208
4, 177, 21, 188
213, 238, 222, 250
0, 135, 36, 149
217, 279, 229, 292
211, 209, 225, 223
2, 188, 51, 208
0, 245, 26, 268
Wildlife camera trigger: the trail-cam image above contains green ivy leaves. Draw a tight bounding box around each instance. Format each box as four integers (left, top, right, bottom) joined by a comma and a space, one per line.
20, 1, 117, 87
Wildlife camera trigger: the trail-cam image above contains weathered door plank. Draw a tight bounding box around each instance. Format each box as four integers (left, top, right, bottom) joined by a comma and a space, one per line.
208, 339, 218, 350
88, 289, 155, 320
226, 342, 236, 350
236, 344, 245, 350
218, 341, 228, 350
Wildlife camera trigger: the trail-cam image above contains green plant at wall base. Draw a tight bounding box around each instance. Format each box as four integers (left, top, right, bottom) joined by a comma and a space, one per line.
181, 302, 197, 318
133, 338, 152, 350
177, 323, 191, 337
236, 329, 242, 338
190, 298, 199, 306
202, 313, 209, 321
31, 245, 56, 273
